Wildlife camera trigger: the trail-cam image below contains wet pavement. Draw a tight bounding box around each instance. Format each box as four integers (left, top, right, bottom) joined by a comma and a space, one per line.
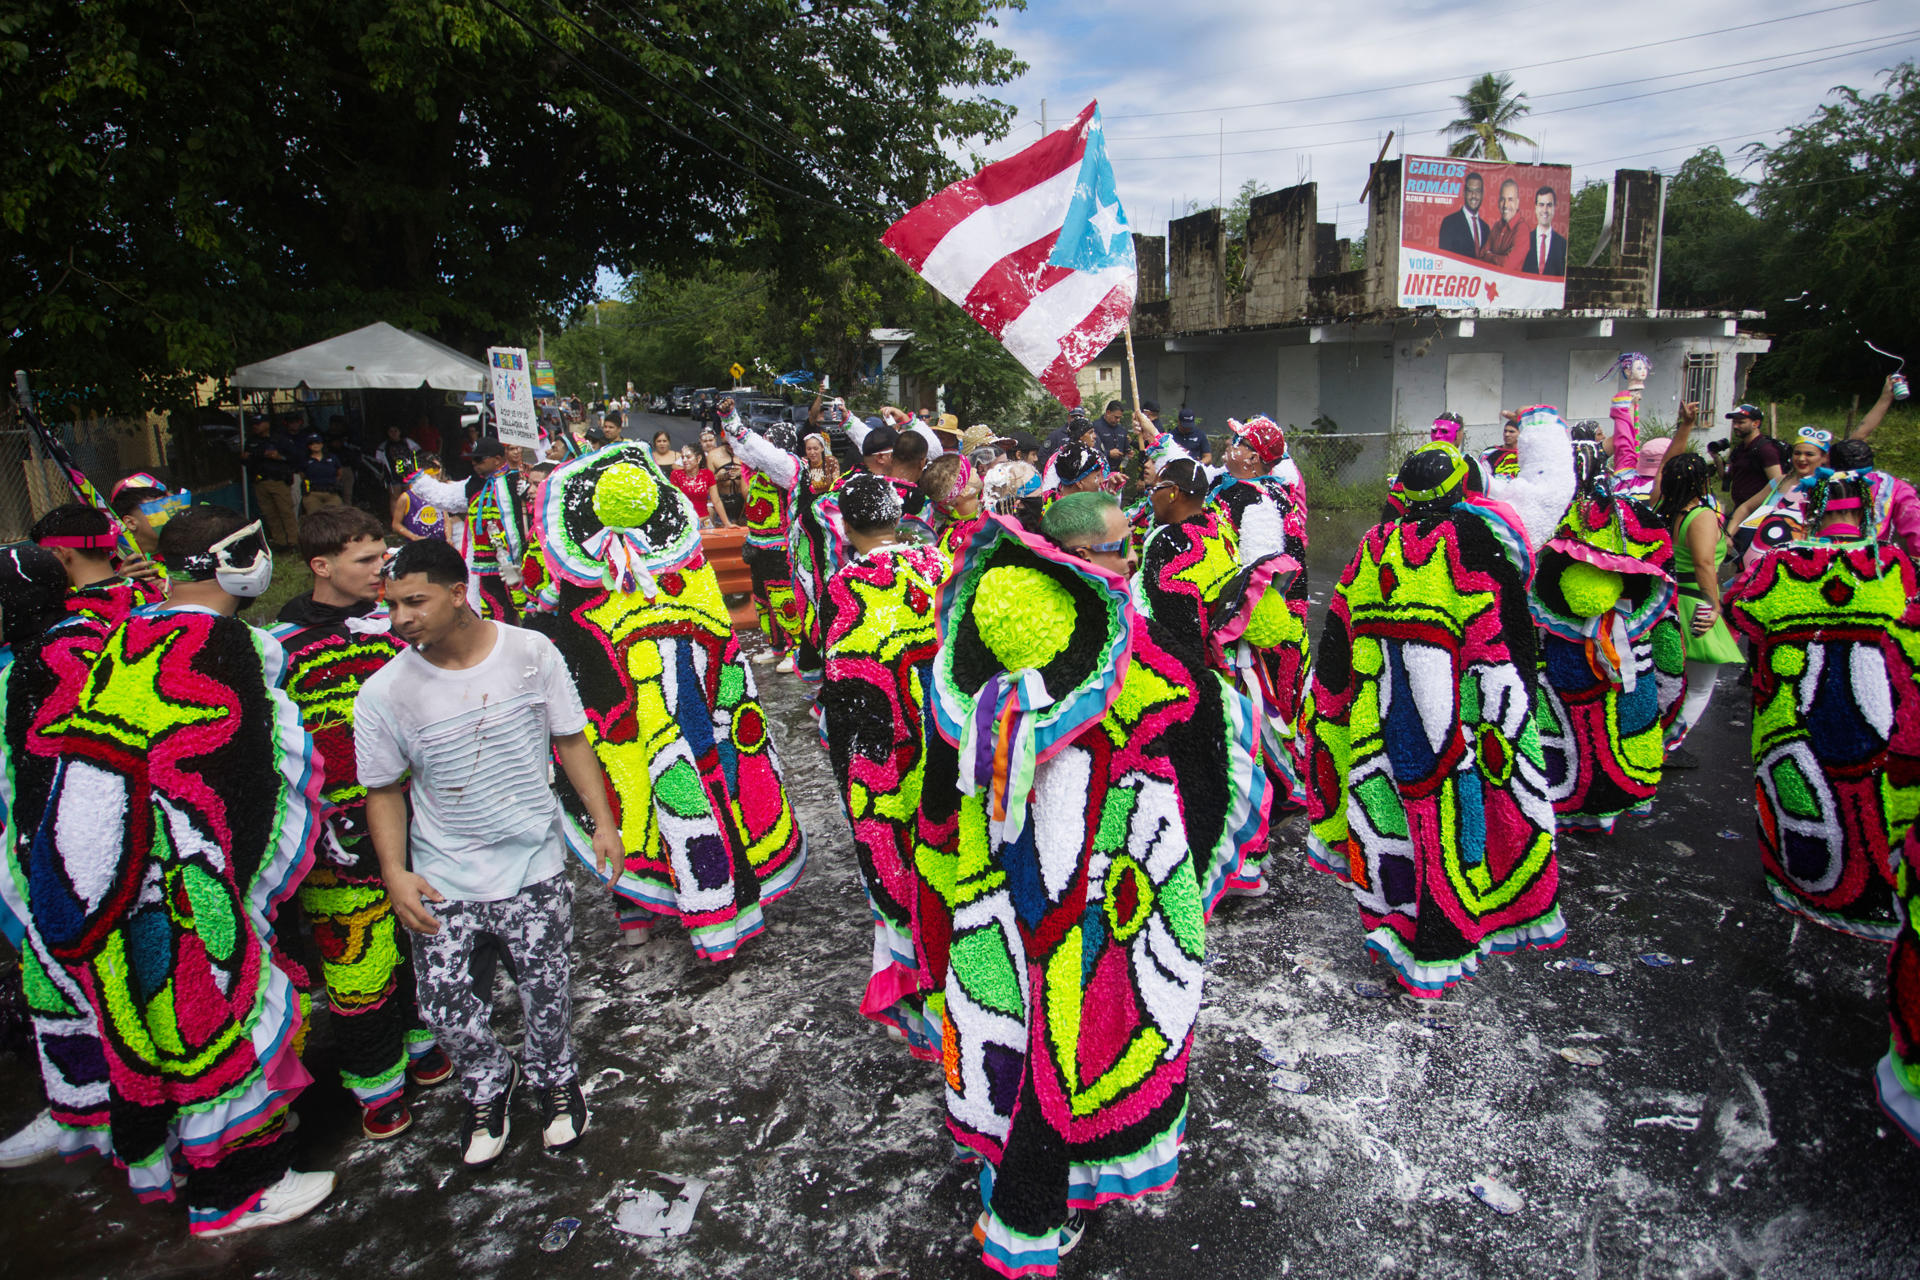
6, 509, 1920, 1279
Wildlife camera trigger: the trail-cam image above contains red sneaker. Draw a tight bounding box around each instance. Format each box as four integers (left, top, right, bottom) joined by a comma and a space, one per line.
361, 1099, 413, 1141
408, 1046, 453, 1088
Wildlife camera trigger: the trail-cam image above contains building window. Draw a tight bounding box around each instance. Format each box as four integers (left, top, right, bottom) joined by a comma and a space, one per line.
1098, 366, 1115, 383
1682, 353, 1717, 420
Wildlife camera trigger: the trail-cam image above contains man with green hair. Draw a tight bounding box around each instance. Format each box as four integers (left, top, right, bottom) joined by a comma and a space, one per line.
1038, 490, 1135, 580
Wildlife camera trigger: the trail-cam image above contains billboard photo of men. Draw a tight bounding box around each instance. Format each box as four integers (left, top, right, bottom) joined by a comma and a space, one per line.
1397, 155, 1571, 310
1437, 171, 1491, 259
1521, 185, 1568, 277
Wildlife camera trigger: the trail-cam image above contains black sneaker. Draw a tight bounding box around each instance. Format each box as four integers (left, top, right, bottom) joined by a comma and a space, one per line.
1665, 747, 1701, 770
461, 1065, 518, 1166
539, 1078, 588, 1151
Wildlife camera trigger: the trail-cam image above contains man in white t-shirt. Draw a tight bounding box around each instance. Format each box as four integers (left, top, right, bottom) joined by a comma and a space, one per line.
357, 538, 624, 1168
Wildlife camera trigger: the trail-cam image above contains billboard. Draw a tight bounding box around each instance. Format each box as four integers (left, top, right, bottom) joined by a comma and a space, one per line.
487, 346, 541, 448
1398, 156, 1573, 311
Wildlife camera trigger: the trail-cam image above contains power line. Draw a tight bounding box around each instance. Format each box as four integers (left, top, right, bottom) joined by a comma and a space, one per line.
1105, 35, 1917, 163
1105, 29, 1916, 145
1096, 0, 1887, 123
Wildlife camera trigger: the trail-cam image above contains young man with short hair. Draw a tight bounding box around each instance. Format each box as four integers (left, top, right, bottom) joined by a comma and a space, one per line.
28, 503, 167, 621
270, 506, 450, 1142
358, 539, 623, 1167
109, 476, 173, 557
464, 440, 524, 622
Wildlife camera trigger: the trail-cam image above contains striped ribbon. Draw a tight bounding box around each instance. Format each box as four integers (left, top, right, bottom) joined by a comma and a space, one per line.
957, 668, 1055, 848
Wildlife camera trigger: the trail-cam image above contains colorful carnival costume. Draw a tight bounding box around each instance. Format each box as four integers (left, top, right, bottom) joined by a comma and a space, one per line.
1306, 443, 1564, 996
529, 442, 806, 959
819, 537, 947, 1054
1878, 817, 1920, 1144
268, 597, 437, 1109
1722, 533, 1920, 940
1529, 487, 1688, 832
1135, 508, 1273, 901
466, 469, 525, 622
722, 410, 843, 682
4, 602, 324, 1231
926, 516, 1211, 1279
739, 424, 807, 655
0, 546, 117, 1161
1211, 420, 1314, 813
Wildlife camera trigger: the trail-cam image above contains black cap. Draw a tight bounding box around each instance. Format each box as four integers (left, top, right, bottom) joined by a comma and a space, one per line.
1177, 409, 1196, 425
1140, 399, 1159, 415
1160, 458, 1211, 496
473, 439, 507, 460
1724, 403, 1762, 420
861, 425, 898, 457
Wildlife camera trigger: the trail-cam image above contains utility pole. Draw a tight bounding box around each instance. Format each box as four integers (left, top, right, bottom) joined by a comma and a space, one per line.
1040, 99, 1047, 134
1218, 119, 1224, 210
594, 303, 608, 401
538, 325, 545, 360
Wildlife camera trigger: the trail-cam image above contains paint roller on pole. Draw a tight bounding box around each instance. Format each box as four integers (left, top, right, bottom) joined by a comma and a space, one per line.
11, 370, 140, 559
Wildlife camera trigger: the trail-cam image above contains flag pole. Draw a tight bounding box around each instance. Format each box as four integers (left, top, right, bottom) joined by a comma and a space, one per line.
1122, 319, 1142, 422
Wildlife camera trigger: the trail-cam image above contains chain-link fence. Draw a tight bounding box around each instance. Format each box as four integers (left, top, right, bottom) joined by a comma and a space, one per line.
0, 408, 175, 542
1288, 428, 1423, 510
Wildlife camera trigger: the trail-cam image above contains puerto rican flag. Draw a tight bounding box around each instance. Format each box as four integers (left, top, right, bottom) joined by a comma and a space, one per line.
882, 102, 1135, 407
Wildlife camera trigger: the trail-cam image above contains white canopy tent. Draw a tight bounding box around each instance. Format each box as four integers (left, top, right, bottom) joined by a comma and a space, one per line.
231, 321, 487, 391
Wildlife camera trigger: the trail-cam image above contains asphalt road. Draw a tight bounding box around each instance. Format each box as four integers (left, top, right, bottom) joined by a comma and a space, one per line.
4, 507, 1918, 1279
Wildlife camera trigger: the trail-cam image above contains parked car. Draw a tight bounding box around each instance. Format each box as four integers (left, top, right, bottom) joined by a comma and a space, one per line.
669, 385, 695, 414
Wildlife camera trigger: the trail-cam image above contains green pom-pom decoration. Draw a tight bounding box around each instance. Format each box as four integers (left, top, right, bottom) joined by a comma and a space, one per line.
593, 462, 660, 529
1559, 560, 1624, 617
974, 565, 1075, 671
1242, 588, 1291, 648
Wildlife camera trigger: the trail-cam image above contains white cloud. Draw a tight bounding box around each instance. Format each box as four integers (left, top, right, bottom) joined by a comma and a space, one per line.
961, 0, 1916, 240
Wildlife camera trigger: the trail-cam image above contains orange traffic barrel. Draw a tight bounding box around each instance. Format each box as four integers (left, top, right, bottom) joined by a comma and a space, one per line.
700, 526, 761, 631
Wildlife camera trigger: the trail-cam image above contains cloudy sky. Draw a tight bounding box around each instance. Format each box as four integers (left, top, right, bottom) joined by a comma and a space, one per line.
959, 0, 1917, 244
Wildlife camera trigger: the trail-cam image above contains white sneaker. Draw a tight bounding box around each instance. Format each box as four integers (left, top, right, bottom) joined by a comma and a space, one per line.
0, 1109, 59, 1168
462, 1067, 518, 1166
618, 926, 652, 949
1225, 875, 1270, 899
196, 1169, 336, 1238
775, 653, 796, 674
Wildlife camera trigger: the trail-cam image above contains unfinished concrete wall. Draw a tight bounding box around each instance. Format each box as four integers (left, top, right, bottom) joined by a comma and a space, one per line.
1315, 224, 1342, 276
1361, 159, 1403, 312
1169, 209, 1226, 332
1243, 183, 1317, 325
1566, 169, 1661, 309
1135, 234, 1167, 305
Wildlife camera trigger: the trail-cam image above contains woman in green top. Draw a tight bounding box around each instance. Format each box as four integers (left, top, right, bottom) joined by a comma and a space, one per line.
1655, 440, 1740, 766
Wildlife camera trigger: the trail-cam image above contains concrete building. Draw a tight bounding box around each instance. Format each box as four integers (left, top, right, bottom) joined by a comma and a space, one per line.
1115, 164, 1770, 464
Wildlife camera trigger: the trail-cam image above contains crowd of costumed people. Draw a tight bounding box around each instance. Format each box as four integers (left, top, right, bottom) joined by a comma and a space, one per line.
0, 363, 1915, 1277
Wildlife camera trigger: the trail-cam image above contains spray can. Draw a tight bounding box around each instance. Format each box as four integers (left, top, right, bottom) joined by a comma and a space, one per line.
1893, 372, 1911, 401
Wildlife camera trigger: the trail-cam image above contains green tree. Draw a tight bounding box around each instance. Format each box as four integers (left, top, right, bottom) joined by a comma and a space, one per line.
1223, 178, 1261, 296
1567, 180, 1607, 267
1, 0, 1024, 414
1747, 61, 1920, 393
1441, 73, 1535, 161
894, 291, 1042, 428
1658, 148, 1772, 309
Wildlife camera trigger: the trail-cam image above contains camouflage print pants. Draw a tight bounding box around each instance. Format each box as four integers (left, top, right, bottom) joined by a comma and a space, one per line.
413, 872, 577, 1104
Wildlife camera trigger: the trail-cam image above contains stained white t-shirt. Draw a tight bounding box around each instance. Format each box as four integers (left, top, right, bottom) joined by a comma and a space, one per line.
355, 622, 588, 902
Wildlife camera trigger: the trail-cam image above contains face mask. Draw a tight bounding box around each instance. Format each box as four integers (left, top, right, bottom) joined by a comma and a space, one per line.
210, 520, 273, 598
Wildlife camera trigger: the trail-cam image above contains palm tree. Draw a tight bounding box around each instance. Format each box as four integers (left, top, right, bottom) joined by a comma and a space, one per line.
1441, 73, 1536, 161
